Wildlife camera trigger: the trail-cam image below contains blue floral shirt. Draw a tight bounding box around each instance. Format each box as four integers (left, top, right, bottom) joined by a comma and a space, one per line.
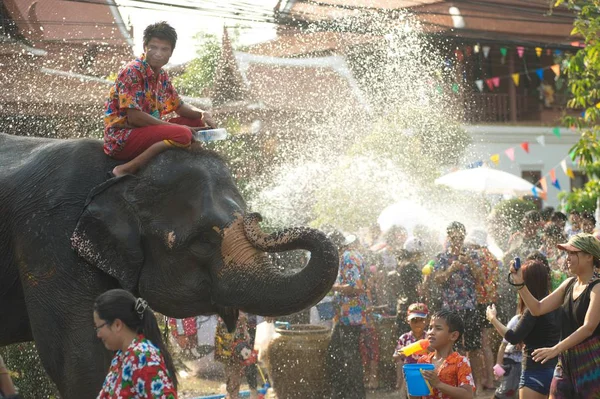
333, 249, 369, 326
434, 251, 478, 312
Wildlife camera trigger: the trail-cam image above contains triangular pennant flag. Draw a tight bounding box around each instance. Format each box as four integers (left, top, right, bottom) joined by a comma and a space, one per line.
532, 186, 538, 198
455, 49, 464, 62
505, 147, 515, 161
492, 77, 500, 87
517, 46, 525, 58
566, 167, 575, 179
536, 68, 544, 81
490, 154, 500, 165
546, 49, 552, 56
551, 64, 561, 77
560, 159, 568, 174
466, 46, 472, 56
520, 142, 530, 153
500, 47, 508, 57
486, 78, 494, 91
554, 50, 563, 56
512, 73, 520, 86
536, 135, 546, 146
552, 127, 561, 138
452, 83, 460, 93
535, 47, 543, 57
474, 44, 480, 53
570, 150, 577, 161
540, 177, 548, 193
552, 179, 561, 190
541, 191, 548, 201
475, 80, 484, 92
549, 168, 556, 182
483, 46, 491, 58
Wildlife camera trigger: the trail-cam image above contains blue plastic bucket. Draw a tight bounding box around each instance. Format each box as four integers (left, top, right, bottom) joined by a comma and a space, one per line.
403, 363, 435, 396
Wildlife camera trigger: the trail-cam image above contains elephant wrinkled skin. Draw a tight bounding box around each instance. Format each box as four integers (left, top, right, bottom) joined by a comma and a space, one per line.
0, 133, 338, 398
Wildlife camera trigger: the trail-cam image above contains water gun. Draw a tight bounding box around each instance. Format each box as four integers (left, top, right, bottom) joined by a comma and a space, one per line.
399, 339, 430, 357
422, 260, 435, 275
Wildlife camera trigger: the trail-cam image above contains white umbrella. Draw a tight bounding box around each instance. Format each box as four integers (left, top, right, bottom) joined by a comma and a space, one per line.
377, 200, 436, 233
434, 167, 536, 196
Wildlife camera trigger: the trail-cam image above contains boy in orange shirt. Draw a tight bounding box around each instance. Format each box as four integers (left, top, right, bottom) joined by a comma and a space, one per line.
416, 310, 475, 399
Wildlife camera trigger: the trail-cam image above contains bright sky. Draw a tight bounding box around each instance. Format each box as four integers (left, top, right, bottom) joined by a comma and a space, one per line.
116, 0, 279, 65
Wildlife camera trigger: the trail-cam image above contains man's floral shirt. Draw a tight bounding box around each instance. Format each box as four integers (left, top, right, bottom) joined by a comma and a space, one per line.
103, 54, 182, 156
333, 249, 369, 326
97, 334, 177, 398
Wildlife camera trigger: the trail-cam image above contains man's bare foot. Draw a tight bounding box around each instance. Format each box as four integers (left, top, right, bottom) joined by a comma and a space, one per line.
112, 164, 133, 177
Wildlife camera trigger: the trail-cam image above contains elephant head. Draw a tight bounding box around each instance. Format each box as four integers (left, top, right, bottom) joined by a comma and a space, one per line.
71, 148, 338, 328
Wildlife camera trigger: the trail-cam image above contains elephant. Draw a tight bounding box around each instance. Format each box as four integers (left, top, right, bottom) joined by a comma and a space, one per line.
0, 132, 339, 398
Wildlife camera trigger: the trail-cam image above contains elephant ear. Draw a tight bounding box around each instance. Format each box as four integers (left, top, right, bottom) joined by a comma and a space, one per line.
71, 176, 143, 292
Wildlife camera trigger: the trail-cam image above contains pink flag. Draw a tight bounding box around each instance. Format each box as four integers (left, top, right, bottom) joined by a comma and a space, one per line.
549, 168, 557, 182
492, 77, 500, 87
505, 148, 515, 161
517, 46, 525, 58
486, 78, 494, 91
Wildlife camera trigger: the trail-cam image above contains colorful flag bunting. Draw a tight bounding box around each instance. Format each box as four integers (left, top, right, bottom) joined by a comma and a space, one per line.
492, 77, 500, 87
532, 186, 538, 198
536, 135, 546, 146
561, 160, 575, 179
554, 50, 562, 56
535, 47, 543, 57
540, 177, 548, 193
475, 80, 484, 92
570, 150, 577, 161
452, 83, 459, 93
505, 147, 515, 161
517, 46, 524, 58
549, 168, 556, 182
552, 127, 561, 138
520, 142, 529, 153
551, 64, 561, 77
474, 44, 480, 53
483, 46, 491, 58
500, 47, 508, 57
490, 154, 500, 165
566, 167, 575, 179
486, 78, 494, 91
552, 179, 561, 190
468, 161, 484, 169
512, 73, 520, 86
546, 49, 552, 56
536, 68, 544, 81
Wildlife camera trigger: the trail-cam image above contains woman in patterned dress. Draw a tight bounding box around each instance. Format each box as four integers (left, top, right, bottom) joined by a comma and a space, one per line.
94, 289, 178, 398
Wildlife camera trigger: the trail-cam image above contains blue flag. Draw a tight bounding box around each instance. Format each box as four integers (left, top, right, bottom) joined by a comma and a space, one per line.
552, 179, 561, 190
531, 186, 538, 198
536, 68, 544, 81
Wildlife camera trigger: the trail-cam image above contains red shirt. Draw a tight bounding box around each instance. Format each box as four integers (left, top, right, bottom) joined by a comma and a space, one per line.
417, 351, 475, 399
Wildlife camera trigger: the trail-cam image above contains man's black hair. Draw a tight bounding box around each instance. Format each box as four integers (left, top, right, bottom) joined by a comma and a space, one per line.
581, 211, 596, 224
432, 310, 464, 342
143, 21, 177, 50
446, 221, 466, 235
569, 210, 581, 216
551, 211, 568, 223
523, 210, 542, 223
541, 206, 555, 221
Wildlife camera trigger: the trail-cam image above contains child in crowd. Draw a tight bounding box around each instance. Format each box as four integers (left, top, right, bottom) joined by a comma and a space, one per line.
394, 303, 429, 397
493, 314, 522, 399
418, 310, 475, 399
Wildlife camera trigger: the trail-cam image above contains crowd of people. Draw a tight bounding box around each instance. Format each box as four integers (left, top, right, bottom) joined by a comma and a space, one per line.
322, 207, 600, 399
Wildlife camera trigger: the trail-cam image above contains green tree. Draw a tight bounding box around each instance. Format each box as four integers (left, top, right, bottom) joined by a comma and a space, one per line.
556, 0, 600, 211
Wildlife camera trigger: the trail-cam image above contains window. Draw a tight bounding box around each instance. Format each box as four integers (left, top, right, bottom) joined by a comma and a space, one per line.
571, 171, 588, 191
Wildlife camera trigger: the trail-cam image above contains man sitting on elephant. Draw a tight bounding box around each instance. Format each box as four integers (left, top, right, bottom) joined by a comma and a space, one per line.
104, 21, 216, 177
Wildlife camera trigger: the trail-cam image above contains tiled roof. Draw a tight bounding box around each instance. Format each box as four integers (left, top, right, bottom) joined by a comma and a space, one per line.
244, 30, 381, 58
4, 0, 132, 46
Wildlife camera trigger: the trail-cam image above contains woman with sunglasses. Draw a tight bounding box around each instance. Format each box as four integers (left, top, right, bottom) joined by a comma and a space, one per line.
509, 233, 600, 398
94, 289, 178, 398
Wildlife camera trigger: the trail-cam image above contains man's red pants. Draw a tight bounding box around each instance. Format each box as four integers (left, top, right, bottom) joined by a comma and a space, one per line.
112, 116, 204, 161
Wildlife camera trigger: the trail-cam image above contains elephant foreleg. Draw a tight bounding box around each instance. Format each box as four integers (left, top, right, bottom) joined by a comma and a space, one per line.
0, 278, 33, 346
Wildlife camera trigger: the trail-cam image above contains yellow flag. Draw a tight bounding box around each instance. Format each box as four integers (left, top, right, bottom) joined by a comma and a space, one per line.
551, 64, 561, 76
512, 73, 520, 86
490, 154, 500, 165
567, 167, 575, 179
535, 47, 542, 57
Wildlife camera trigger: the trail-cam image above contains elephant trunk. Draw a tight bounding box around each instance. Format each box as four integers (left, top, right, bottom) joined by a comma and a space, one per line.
212, 213, 339, 317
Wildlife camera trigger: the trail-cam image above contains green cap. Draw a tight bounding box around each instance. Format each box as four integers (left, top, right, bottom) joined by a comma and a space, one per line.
557, 233, 600, 259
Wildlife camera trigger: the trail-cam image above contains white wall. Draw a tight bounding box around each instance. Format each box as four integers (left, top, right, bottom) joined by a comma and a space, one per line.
463, 125, 580, 208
